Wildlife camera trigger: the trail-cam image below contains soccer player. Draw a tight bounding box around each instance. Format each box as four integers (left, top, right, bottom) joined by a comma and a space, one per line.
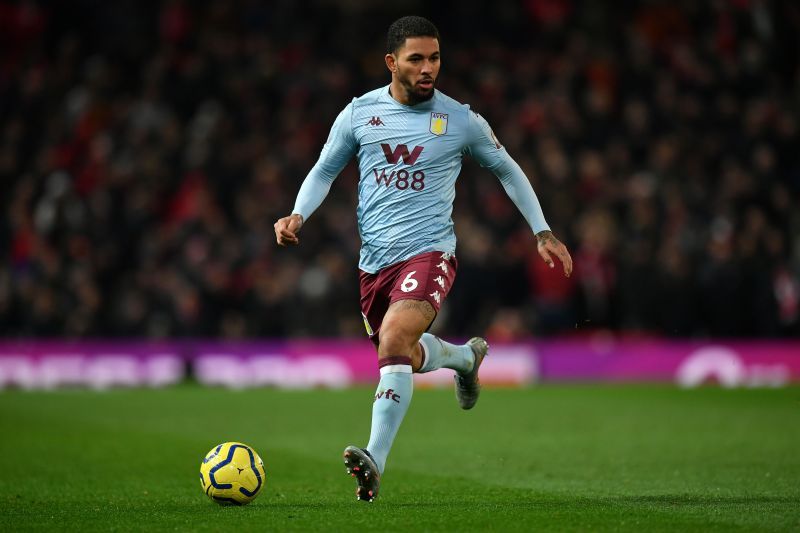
274, 16, 572, 502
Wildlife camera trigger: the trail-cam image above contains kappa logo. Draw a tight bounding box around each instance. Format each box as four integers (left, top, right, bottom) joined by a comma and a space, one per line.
366, 116, 385, 126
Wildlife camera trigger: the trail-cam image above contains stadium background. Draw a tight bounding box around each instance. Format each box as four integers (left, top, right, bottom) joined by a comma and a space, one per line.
2, 0, 798, 342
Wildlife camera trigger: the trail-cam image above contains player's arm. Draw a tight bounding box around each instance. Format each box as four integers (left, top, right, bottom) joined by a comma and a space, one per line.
274, 103, 357, 246
464, 111, 572, 277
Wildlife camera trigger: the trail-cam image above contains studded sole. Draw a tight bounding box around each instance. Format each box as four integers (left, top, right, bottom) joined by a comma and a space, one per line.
343, 446, 380, 502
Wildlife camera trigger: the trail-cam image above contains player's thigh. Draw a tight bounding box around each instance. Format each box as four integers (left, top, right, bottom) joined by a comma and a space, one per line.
378, 298, 436, 355
381, 298, 437, 338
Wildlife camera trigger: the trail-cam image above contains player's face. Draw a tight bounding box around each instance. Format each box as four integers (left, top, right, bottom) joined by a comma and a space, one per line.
389, 37, 440, 104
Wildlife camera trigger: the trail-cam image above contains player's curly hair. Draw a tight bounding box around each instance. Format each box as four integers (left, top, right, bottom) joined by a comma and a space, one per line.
386, 16, 440, 54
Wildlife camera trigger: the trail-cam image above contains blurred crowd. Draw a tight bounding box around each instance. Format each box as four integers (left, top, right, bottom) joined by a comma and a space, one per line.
1, 0, 799, 340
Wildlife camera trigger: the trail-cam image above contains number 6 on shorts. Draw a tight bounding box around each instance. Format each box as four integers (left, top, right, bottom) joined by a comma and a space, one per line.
400, 271, 418, 293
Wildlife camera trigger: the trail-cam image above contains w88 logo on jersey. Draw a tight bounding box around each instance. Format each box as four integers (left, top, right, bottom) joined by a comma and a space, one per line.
372, 168, 425, 191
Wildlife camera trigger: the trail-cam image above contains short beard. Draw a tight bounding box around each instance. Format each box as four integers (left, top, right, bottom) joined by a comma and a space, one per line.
399, 76, 436, 105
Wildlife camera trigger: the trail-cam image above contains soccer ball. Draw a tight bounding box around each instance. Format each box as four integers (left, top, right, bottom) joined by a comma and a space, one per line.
199, 442, 266, 505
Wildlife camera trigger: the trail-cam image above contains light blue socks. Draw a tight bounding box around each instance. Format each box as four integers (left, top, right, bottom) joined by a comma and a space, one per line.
417, 332, 474, 374
366, 361, 413, 473
364, 335, 475, 474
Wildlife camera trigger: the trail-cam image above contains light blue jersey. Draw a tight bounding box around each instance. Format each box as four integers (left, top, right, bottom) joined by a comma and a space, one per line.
292, 86, 550, 273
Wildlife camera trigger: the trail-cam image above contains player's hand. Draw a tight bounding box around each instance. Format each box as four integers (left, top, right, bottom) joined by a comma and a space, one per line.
274, 214, 304, 246
536, 230, 573, 277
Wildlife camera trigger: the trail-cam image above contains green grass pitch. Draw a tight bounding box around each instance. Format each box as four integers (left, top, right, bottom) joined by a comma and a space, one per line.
1, 384, 798, 531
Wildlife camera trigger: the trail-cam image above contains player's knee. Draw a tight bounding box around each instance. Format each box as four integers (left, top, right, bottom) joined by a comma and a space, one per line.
377, 324, 418, 357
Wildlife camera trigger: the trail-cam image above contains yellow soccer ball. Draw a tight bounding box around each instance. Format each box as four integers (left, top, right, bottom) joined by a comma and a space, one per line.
199, 442, 265, 505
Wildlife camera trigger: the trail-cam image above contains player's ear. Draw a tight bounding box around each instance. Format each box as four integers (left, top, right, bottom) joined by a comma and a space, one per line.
385, 53, 397, 73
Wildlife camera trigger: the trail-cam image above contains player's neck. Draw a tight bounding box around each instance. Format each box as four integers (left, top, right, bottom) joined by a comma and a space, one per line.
388, 82, 411, 106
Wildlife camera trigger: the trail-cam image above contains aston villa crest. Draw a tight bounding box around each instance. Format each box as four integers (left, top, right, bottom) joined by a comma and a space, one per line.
430, 112, 448, 135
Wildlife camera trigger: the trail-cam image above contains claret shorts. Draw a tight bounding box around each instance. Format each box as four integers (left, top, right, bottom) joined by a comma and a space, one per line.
359, 251, 458, 344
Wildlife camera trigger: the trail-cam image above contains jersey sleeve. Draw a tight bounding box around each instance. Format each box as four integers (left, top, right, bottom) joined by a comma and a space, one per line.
464, 111, 550, 234
292, 103, 358, 221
